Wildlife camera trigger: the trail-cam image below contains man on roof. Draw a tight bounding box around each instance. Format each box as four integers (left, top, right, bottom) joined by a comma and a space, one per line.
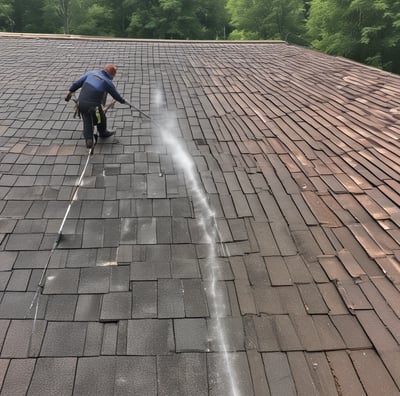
65, 64, 126, 149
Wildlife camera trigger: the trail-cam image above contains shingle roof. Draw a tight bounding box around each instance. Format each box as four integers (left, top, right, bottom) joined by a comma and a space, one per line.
0, 33, 400, 395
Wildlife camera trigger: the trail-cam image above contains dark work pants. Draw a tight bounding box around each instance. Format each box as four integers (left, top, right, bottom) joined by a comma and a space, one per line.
78, 101, 107, 139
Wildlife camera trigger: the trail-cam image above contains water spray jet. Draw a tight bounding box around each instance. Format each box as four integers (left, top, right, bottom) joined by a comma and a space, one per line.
149, 90, 241, 396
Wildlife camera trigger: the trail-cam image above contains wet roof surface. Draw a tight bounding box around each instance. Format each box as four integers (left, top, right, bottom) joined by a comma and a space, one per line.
0, 34, 400, 395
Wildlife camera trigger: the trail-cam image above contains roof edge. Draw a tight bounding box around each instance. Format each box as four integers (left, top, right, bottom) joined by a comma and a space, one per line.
0, 32, 286, 44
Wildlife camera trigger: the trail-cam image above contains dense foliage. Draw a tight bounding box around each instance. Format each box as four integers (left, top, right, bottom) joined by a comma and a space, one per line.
306, 0, 400, 73
0, 0, 399, 74
0, 0, 229, 39
227, 0, 306, 44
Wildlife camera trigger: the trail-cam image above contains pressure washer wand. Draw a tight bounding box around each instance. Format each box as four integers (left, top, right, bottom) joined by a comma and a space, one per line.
125, 101, 152, 120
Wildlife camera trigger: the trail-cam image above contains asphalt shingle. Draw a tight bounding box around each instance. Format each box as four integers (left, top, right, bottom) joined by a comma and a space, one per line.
157, 354, 207, 396
100, 291, 131, 321
1, 34, 400, 395
40, 322, 87, 357
27, 358, 76, 396
126, 319, 174, 355
1, 359, 35, 396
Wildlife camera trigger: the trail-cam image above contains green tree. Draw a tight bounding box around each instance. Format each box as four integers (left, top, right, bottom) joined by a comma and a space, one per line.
124, 0, 159, 38
108, 0, 130, 37
196, 0, 229, 39
227, 0, 306, 43
157, 0, 202, 39
307, 0, 400, 73
125, 0, 228, 39
383, 0, 400, 72
42, 0, 70, 33
59, 0, 71, 34
7, 0, 45, 32
69, 0, 114, 36
0, 0, 14, 31
126, 0, 195, 39
306, 0, 355, 55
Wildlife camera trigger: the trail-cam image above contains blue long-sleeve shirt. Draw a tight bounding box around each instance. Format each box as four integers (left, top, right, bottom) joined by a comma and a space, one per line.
69, 69, 125, 105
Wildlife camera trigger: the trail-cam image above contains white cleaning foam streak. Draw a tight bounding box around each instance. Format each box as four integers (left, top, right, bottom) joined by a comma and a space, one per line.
153, 90, 240, 396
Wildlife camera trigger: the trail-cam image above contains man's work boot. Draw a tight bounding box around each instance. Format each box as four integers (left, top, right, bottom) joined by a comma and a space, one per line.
99, 130, 115, 138
85, 138, 94, 149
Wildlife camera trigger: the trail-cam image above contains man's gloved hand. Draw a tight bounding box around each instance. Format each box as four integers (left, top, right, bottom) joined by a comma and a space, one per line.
65, 92, 72, 102
121, 99, 132, 108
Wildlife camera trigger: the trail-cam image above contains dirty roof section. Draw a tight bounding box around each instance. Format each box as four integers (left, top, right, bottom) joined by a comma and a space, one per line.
0, 34, 400, 395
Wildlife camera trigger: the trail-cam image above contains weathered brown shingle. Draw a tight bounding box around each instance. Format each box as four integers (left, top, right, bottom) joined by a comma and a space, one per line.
1, 34, 400, 394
